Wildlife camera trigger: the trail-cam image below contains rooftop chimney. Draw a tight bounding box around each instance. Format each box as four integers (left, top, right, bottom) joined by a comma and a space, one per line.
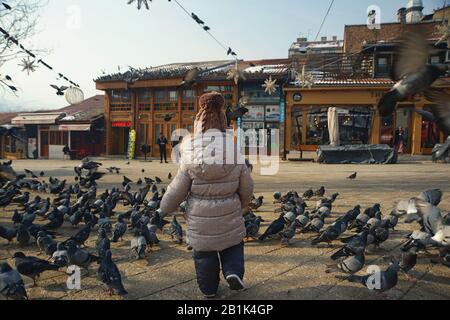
405, 0, 424, 23
321, 36, 327, 42
332, 36, 338, 41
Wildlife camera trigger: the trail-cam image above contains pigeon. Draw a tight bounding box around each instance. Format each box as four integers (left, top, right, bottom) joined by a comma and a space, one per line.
0, 262, 28, 300
400, 247, 418, 281
112, 214, 127, 242
178, 67, 199, 88
303, 189, 314, 200
225, 105, 249, 126
36, 231, 57, 257
258, 215, 286, 241
280, 221, 299, 245
66, 240, 100, 269
311, 225, 340, 246
431, 227, 450, 247
169, 216, 183, 244
404, 198, 443, 235
131, 229, 147, 260
16, 224, 31, 247
13, 252, 59, 286
96, 229, 111, 260
245, 216, 261, 240
98, 250, 127, 296
331, 231, 370, 260
347, 172, 357, 180
295, 214, 310, 230
422, 89, 450, 134
51, 243, 69, 268
66, 222, 93, 246
338, 261, 401, 294
314, 186, 325, 198
337, 253, 366, 274
418, 189, 442, 206
11, 210, 22, 225
378, 32, 449, 117
302, 215, 325, 233
0, 225, 17, 244
249, 196, 264, 210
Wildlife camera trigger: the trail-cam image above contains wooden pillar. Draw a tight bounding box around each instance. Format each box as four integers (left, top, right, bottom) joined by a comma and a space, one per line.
411, 102, 423, 155
131, 90, 137, 131
178, 89, 183, 129
285, 101, 292, 152
104, 94, 113, 155
370, 106, 381, 145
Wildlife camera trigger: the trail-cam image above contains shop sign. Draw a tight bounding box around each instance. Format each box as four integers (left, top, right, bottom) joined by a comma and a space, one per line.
112, 121, 131, 128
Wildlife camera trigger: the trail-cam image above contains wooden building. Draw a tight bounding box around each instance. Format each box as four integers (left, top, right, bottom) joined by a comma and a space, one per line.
9, 95, 105, 159
95, 60, 290, 158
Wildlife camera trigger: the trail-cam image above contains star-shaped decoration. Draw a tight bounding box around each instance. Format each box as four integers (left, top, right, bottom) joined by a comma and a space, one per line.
435, 21, 450, 47
227, 66, 246, 85
127, 0, 150, 10
262, 76, 277, 95
295, 65, 315, 89
18, 57, 38, 75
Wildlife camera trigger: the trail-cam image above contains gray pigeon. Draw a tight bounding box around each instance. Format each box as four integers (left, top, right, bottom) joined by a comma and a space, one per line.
51, 243, 69, 268
0, 262, 28, 300
337, 254, 365, 274
66, 240, 100, 269
339, 261, 401, 294
418, 189, 442, 206
97, 250, 127, 296
131, 230, 147, 260
400, 247, 418, 281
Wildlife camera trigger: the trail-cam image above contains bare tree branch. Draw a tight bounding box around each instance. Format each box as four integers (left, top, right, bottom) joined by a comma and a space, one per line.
0, 0, 47, 91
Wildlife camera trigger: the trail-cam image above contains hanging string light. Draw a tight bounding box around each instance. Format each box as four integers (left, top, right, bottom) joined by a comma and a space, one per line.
0, 23, 81, 95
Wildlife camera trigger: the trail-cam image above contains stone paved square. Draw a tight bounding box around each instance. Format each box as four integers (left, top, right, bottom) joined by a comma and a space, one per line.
0, 157, 449, 300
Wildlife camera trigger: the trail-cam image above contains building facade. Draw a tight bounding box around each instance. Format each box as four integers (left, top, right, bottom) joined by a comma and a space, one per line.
9, 95, 105, 159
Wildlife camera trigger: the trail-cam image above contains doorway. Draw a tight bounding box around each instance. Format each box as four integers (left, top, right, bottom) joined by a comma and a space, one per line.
154, 123, 177, 158
111, 127, 130, 155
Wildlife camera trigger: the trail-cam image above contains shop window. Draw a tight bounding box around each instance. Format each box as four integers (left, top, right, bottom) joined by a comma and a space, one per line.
138, 89, 152, 112
306, 108, 329, 145
421, 105, 440, 148
290, 109, 302, 148
110, 89, 131, 103
338, 108, 373, 145
394, 107, 411, 153
154, 89, 178, 111
380, 115, 394, 146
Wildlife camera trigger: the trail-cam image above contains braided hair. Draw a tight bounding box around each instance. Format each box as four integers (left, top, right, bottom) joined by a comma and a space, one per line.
194, 92, 227, 134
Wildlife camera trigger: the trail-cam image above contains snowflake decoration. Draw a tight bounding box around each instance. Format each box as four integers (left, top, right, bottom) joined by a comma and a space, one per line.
435, 21, 450, 47
295, 65, 315, 89
227, 66, 246, 85
127, 0, 150, 10
262, 76, 277, 96
18, 57, 38, 75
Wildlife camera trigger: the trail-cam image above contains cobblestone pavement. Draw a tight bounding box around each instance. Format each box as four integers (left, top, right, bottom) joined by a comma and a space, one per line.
0, 158, 449, 300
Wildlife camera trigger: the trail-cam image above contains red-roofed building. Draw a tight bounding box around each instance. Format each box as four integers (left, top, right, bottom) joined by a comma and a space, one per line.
6, 95, 105, 159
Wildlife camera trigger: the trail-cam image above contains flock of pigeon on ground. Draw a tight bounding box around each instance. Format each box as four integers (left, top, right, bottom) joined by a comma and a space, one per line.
0, 159, 449, 300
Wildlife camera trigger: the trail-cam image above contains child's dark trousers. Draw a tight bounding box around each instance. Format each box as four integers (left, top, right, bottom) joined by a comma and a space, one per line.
192, 241, 245, 296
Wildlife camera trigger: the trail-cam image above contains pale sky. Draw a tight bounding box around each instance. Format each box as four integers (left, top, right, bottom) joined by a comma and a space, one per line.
0, 0, 444, 111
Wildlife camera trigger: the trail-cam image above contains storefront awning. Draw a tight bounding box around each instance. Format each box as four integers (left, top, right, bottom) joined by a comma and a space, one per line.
11, 113, 64, 125
58, 124, 91, 131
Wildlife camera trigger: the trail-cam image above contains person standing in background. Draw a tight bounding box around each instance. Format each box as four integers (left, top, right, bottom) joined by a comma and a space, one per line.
157, 132, 168, 163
